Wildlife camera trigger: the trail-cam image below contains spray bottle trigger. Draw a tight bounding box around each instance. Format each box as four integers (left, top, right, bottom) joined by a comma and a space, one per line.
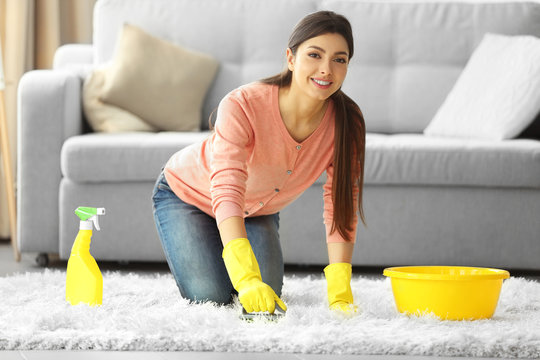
91, 209, 105, 231
91, 216, 100, 231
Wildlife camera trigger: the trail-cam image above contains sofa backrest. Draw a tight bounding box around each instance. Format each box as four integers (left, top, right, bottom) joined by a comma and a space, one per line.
93, 0, 540, 133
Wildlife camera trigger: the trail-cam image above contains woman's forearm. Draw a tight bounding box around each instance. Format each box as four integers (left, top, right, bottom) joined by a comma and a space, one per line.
219, 218, 355, 263
218, 216, 248, 246
327, 242, 354, 264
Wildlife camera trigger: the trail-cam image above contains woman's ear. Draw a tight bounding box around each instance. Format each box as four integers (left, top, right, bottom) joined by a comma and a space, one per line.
286, 48, 295, 72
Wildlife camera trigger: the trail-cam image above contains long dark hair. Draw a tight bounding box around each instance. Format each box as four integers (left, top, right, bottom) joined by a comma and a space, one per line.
260, 10, 366, 241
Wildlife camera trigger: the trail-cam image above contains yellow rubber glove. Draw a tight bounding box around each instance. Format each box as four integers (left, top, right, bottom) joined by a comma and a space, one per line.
222, 238, 287, 313
324, 262, 359, 316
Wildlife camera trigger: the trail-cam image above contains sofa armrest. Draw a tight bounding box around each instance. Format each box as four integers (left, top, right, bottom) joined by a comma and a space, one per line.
17, 70, 84, 253
53, 44, 95, 78
53, 44, 93, 67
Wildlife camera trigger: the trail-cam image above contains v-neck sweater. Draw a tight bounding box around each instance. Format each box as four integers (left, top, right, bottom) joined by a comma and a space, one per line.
164, 82, 358, 243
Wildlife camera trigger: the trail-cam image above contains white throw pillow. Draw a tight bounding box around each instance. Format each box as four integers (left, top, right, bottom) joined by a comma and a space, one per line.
424, 33, 540, 140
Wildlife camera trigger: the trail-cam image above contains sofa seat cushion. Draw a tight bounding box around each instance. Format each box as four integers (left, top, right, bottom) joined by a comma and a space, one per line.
61, 132, 212, 182
365, 133, 540, 188
62, 132, 540, 188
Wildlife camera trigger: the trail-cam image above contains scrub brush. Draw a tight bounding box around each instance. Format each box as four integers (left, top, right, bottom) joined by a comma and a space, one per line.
239, 302, 286, 321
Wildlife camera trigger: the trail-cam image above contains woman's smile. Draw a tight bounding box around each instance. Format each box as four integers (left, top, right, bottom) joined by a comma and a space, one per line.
311, 77, 333, 89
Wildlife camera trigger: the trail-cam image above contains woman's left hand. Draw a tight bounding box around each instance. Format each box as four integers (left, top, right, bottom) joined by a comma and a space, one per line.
324, 262, 360, 317
330, 301, 359, 315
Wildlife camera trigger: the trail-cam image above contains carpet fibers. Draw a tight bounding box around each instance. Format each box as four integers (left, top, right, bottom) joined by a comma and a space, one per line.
0, 270, 539, 357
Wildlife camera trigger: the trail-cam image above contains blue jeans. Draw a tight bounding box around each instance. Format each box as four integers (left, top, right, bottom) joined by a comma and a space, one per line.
152, 171, 284, 305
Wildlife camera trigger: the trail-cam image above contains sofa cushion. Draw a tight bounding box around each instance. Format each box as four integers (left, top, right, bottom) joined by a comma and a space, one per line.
82, 67, 158, 132
100, 23, 219, 131
93, 0, 540, 133
62, 132, 540, 188
61, 132, 213, 182
424, 33, 540, 140
364, 134, 540, 188
61, 132, 328, 185
93, 0, 315, 131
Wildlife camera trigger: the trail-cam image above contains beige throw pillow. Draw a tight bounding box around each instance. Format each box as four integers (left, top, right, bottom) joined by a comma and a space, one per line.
83, 67, 157, 132
100, 23, 219, 131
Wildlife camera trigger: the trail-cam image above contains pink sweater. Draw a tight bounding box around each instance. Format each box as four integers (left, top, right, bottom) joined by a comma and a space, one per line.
164, 82, 358, 243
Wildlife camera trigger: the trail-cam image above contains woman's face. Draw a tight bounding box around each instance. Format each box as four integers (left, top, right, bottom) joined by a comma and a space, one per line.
287, 32, 350, 101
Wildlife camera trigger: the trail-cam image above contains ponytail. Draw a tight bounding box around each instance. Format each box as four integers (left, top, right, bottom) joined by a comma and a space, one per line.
330, 90, 366, 241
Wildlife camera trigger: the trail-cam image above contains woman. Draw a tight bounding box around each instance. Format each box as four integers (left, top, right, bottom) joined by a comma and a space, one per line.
152, 10, 366, 316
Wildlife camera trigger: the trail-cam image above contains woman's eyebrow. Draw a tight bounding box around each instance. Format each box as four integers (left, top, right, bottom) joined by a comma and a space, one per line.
307, 45, 349, 57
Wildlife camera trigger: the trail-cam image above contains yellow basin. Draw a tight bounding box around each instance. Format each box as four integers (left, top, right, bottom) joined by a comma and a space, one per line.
383, 266, 510, 320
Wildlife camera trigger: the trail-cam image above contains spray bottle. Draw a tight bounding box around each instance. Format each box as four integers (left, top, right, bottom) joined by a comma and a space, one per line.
65, 206, 105, 306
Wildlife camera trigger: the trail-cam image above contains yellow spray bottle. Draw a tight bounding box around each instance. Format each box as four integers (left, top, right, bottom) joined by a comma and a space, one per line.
66, 206, 105, 306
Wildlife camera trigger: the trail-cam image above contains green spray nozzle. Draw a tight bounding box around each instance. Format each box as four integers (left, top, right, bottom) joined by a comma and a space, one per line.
75, 207, 106, 231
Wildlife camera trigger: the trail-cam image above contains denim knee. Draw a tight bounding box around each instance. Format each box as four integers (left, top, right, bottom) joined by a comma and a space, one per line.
181, 282, 234, 305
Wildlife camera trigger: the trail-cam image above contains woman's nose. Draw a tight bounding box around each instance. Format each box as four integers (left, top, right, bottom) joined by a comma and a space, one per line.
319, 61, 332, 75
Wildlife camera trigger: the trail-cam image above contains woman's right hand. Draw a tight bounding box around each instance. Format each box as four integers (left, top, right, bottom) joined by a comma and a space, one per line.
222, 237, 287, 313
237, 279, 287, 313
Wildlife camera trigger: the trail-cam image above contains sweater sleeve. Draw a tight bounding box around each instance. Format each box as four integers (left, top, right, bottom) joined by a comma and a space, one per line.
210, 92, 254, 226
322, 162, 359, 243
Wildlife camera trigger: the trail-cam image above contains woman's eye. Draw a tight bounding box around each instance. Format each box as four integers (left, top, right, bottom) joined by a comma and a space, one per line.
335, 58, 347, 64
308, 53, 320, 59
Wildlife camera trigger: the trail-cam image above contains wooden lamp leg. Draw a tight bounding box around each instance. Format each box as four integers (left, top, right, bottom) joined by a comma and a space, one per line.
0, 90, 20, 262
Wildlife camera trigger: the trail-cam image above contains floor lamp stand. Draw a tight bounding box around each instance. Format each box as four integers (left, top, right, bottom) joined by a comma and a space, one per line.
0, 41, 21, 262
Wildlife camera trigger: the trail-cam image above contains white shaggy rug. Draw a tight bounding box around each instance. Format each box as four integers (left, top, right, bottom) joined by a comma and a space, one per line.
0, 269, 539, 357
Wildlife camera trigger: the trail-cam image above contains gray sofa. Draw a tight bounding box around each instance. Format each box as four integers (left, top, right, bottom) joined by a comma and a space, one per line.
18, 0, 540, 269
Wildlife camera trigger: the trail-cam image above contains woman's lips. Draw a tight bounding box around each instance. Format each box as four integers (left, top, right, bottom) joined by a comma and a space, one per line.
311, 78, 332, 89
